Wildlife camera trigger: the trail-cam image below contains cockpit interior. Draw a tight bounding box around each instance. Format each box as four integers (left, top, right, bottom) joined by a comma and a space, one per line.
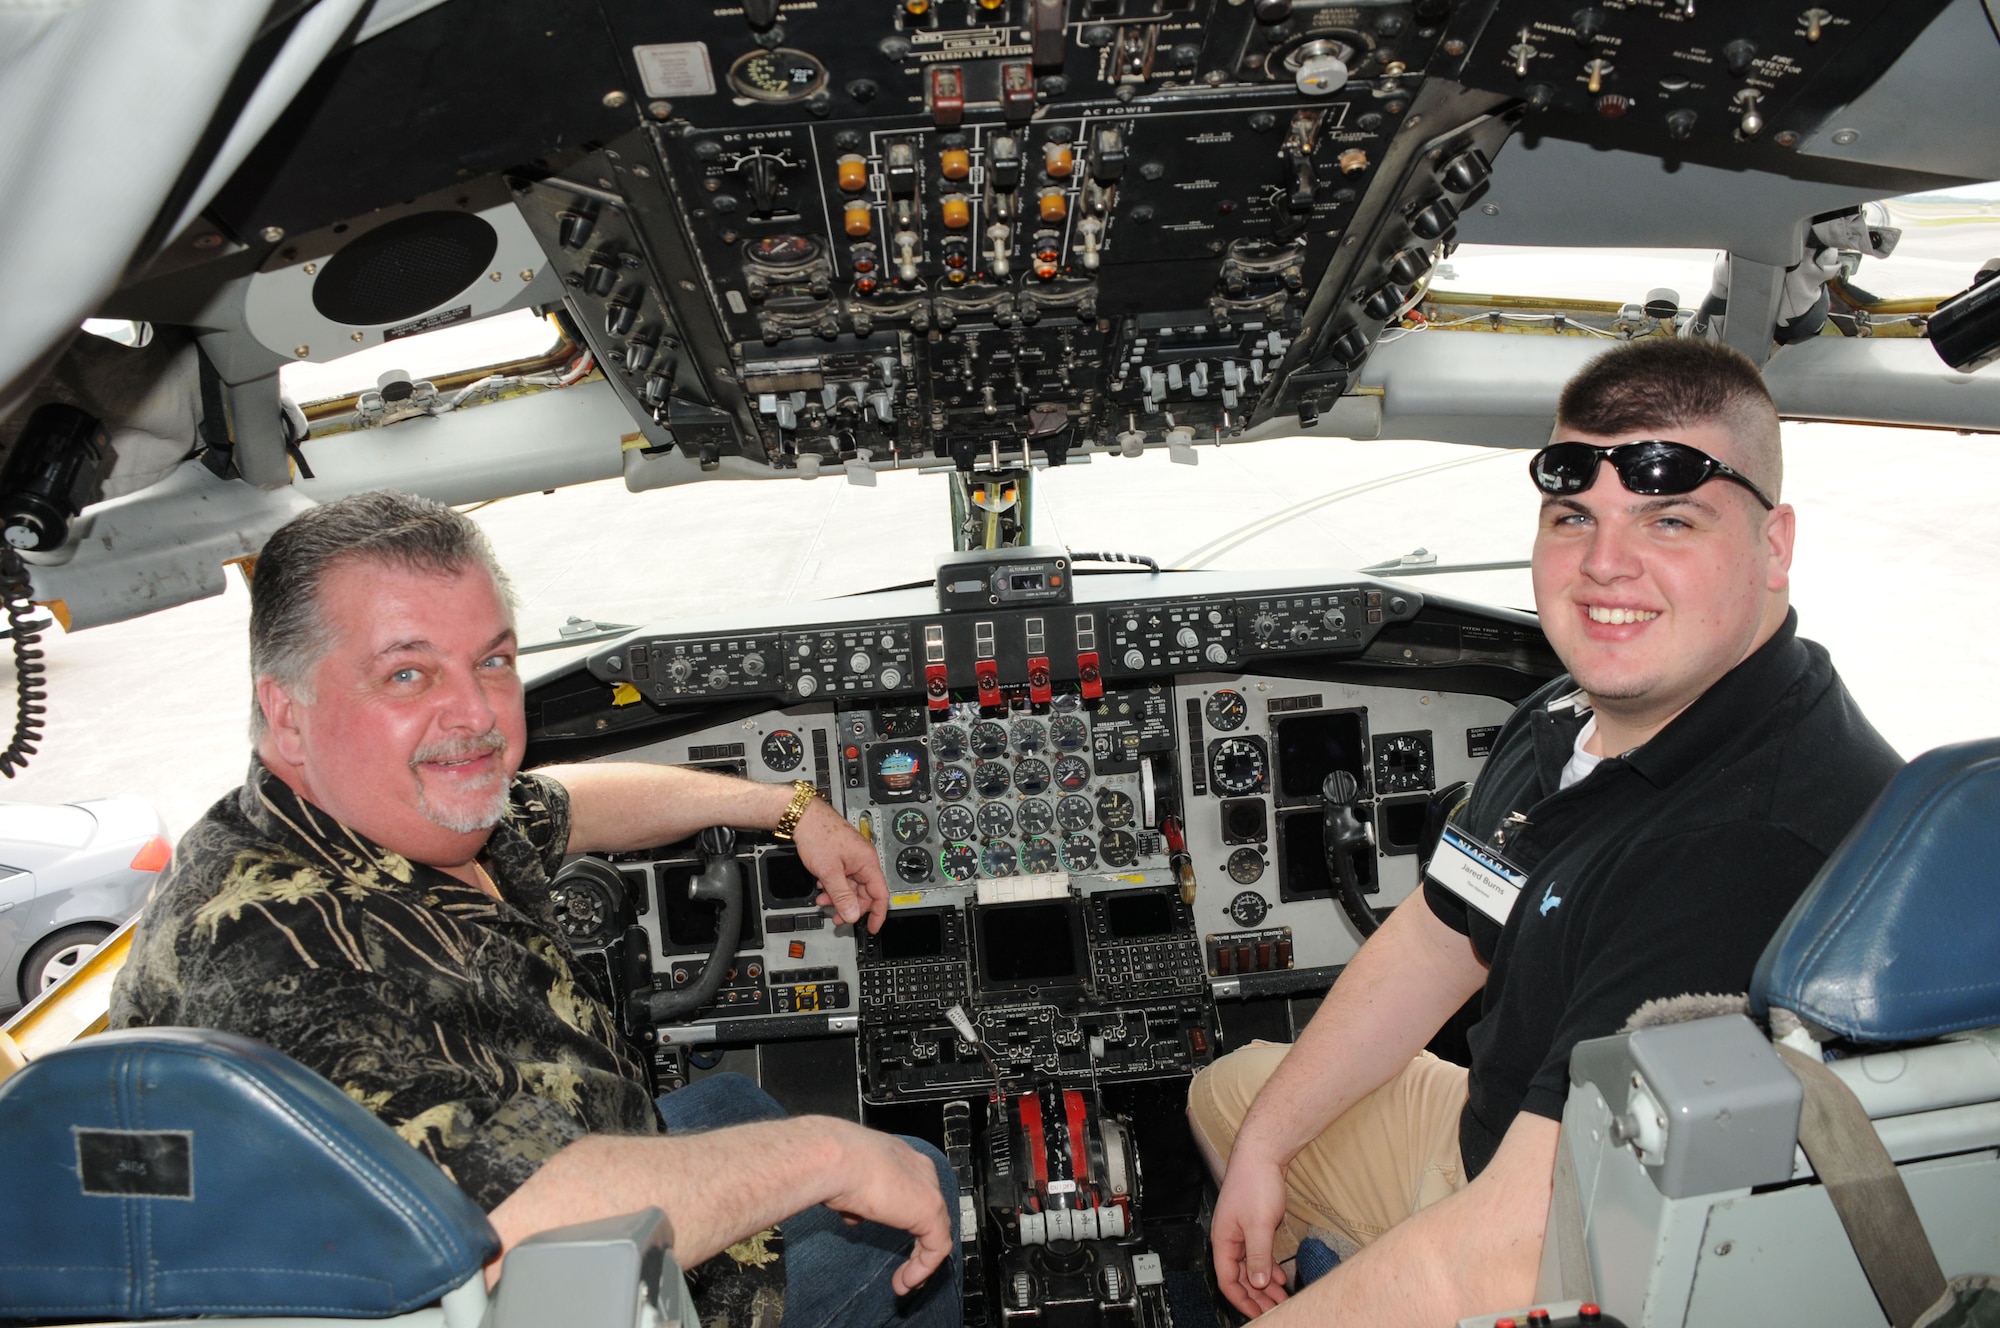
3, 1, 2000, 1325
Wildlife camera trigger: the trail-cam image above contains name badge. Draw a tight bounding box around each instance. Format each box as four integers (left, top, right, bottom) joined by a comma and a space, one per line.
1427, 824, 1527, 926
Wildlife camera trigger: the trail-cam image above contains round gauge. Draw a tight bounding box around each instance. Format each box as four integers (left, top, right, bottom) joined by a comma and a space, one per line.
1096, 788, 1135, 828
1228, 889, 1270, 927
982, 839, 1019, 877
974, 760, 1012, 797
1051, 690, 1082, 714
1375, 732, 1436, 794
941, 842, 979, 882
937, 803, 976, 841
1053, 754, 1092, 791
1061, 833, 1098, 871
1227, 849, 1266, 886
761, 729, 805, 771
1050, 714, 1088, 750
550, 878, 614, 946
1210, 736, 1269, 797
1018, 797, 1055, 836
1014, 758, 1051, 796
934, 764, 971, 802
977, 801, 1015, 839
1100, 829, 1140, 869
1204, 690, 1248, 733
971, 720, 1009, 758
1011, 718, 1047, 752
897, 846, 935, 884
930, 723, 968, 762
1056, 794, 1095, 832
744, 233, 822, 265
726, 47, 829, 103
1021, 836, 1059, 873
892, 809, 931, 845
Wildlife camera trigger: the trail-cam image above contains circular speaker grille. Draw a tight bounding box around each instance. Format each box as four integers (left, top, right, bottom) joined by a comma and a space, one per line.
312, 211, 499, 327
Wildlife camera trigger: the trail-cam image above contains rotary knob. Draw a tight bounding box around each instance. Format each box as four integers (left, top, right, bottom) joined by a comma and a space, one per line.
1175, 626, 1199, 649
707, 666, 730, 688
880, 666, 903, 689
666, 658, 693, 684
1322, 608, 1346, 632
795, 673, 819, 697
742, 651, 767, 677
1205, 642, 1229, 665
1123, 647, 1146, 669
1252, 613, 1278, 641
850, 650, 872, 673
1289, 621, 1314, 643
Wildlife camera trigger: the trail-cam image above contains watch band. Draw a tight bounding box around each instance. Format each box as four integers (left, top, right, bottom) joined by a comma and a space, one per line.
773, 780, 819, 841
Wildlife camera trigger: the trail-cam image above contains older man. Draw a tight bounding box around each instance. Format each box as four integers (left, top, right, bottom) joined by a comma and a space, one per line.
109, 490, 958, 1328
1190, 337, 1903, 1322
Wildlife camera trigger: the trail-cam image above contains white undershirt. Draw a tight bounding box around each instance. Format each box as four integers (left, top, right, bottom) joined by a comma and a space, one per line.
1560, 715, 1605, 789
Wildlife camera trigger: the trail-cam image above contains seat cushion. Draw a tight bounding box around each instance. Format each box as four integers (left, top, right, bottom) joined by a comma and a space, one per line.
0, 1027, 499, 1320
1752, 738, 2000, 1042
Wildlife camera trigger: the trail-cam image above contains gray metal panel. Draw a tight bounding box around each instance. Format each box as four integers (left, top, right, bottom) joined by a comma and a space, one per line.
1761, 337, 2000, 431
1452, 137, 1895, 268
1686, 1151, 2000, 1326
1796, 0, 2000, 182
492, 1207, 695, 1328
1350, 331, 2000, 447
1629, 1016, 1804, 1200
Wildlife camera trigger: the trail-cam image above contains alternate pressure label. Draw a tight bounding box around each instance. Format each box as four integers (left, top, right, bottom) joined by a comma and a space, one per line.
635, 42, 717, 98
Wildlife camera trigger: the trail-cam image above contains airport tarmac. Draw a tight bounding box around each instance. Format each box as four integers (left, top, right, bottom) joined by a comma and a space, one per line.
5, 418, 1997, 844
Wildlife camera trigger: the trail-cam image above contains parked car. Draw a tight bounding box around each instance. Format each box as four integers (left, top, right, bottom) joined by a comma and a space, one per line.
0, 796, 169, 1006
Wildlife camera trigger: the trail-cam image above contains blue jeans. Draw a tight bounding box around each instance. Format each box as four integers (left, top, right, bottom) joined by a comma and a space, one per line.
657, 1074, 963, 1328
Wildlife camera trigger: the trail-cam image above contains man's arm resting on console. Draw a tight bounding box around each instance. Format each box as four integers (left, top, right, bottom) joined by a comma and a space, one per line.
488, 1115, 953, 1295
1257, 1109, 1557, 1325
1211, 890, 1490, 1314
540, 762, 889, 929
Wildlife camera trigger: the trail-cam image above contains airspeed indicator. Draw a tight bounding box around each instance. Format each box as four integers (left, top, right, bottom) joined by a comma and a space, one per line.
1204, 690, 1247, 732
761, 730, 805, 771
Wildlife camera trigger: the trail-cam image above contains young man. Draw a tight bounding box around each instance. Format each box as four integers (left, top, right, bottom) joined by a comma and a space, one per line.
1190, 337, 1903, 1323
110, 490, 959, 1328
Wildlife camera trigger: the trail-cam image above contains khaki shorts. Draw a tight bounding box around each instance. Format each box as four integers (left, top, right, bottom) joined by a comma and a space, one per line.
1186, 1041, 1471, 1259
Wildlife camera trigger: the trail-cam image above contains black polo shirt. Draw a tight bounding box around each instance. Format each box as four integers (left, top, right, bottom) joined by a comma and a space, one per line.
1425, 611, 1901, 1178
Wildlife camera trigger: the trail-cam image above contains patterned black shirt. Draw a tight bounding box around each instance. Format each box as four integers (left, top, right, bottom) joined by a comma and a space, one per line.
108, 762, 789, 1323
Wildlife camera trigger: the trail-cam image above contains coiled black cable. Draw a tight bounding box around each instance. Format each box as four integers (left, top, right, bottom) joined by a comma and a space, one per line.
0, 551, 47, 777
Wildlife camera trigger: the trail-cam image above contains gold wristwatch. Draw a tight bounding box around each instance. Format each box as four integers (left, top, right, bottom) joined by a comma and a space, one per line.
773, 780, 819, 841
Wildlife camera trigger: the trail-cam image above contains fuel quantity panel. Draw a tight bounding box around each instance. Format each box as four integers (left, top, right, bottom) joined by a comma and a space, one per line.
1175, 672, 1516, 987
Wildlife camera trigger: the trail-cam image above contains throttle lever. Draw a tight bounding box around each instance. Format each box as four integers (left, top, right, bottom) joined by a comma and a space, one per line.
632, 826, 745, 1025
1320, 770, 1381, 937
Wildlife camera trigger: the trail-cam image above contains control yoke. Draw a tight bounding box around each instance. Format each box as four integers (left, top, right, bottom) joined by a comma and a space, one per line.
1319, 771, 1382, 937
631, 826, 744, 1026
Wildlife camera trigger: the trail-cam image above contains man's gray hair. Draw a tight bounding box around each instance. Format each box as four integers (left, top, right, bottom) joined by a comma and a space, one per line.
248, 490, 516, 737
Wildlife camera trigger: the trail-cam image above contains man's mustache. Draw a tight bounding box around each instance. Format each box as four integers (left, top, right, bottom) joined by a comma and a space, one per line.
409, 729, 509, 769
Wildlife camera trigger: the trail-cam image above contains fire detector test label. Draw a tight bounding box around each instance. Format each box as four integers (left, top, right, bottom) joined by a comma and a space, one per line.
635, 43, 716, 98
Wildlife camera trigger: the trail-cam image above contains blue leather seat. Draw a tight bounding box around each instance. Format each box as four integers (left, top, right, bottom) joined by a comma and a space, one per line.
1752, 736, 2000, 1043
0, 1027, 499, 1321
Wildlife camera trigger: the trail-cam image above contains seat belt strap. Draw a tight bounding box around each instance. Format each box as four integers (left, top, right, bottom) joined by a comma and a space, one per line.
1549, 1126, 1597, 1304
1774, 1044, 1953, 1328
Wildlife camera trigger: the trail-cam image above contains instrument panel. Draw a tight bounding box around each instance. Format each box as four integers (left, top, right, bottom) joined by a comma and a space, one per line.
537, 573, 1524, 1101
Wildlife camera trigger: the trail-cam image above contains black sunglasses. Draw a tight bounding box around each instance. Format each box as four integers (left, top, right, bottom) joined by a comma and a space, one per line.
1529, 439, 1776, 511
